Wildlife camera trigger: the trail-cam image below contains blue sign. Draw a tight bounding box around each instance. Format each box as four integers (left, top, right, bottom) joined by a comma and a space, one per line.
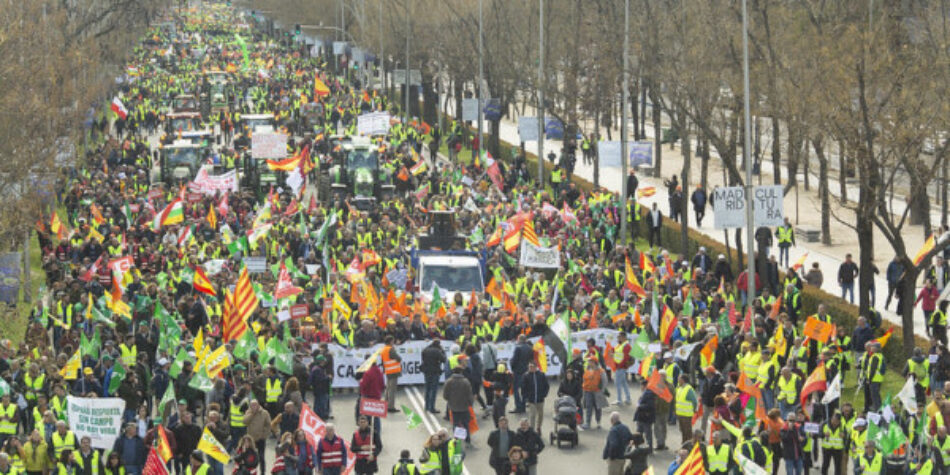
544, 118, 564, 140
483, 99, 502, 121
630, 142, 653, 167
0, 253, 20, 306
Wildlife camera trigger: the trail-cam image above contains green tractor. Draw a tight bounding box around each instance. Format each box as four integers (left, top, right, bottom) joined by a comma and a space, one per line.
152, 139, 210, 186
320, 136, 394, 210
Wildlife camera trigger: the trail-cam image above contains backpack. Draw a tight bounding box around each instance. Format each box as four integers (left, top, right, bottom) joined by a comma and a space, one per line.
394, 462, 413, 475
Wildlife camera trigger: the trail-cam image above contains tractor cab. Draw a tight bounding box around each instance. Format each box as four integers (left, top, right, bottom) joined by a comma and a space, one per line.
322, 136, 394, 209
165, 112, 203, 136
172, 94, 200, 114
155, 140, 209, 185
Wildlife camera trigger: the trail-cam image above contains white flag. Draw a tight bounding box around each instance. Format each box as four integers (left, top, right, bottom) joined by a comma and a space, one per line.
737, 453, 770, 475
897, 375, 918, 414
674, 342, 700, 361
821, 373, 841, 404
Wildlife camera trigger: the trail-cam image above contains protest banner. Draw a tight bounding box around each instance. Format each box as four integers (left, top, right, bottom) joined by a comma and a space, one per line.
251, 133, 288, 159
519, 240, 561, 269
67, 397, 126, 450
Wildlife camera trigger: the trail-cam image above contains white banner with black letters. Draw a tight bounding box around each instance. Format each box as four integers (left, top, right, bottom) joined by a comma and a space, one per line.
519, 240, 561, 269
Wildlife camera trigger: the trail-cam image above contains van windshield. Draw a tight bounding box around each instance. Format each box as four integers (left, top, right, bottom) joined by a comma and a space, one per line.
421, 264, 483, 294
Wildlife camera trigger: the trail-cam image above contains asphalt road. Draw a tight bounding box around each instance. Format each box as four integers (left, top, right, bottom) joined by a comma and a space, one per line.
237, 378, 686, 475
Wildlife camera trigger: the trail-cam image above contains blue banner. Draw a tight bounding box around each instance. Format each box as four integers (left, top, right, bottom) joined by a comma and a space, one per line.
0, 253, 20, 306
544, 118, 564, 140
483, 99, 502, 121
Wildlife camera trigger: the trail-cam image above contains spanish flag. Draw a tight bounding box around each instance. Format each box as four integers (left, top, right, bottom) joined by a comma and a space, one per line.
914, 234, 936, 266
503, 225, 522, 254
314, 77, 330, 97
660, 305, 677, 345
625, 257, 647, 298
193, 266, 216, 297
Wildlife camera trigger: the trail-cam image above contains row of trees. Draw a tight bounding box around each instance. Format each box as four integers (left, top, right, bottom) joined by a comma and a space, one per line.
0, 0, 166, 302
252, 0, 950, 353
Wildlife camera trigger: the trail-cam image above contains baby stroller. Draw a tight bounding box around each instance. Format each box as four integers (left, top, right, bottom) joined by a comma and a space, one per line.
549, 395, 579, 448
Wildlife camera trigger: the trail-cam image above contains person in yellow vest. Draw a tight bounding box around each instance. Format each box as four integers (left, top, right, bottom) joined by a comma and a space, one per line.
776, 366, 801, 418
863, 342, 885, 412
819, 412, 844, 475
51, 421, 78, 461
0, 452, 16, 475
185, 451, 210, 475
264, 366, 283, 417
849, 418, 868, 471
50, 385, 68, 423
21, 364, 47, 407
0, 393, 18, 448
859, 440, 883, 475
75, 435, 103, 475
904, 347, 930, 409
119, 335, 137, 369
674, 374, 697, 443
55, 448, 79, 475
381, 336, 402, 412
776, 218, 796, 268
704, 431, 734, 475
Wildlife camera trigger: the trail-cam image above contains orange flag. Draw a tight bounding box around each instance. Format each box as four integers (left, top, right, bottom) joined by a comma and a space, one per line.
589, 303, 600, 329
646, 370, 673, 402
486, 276, 503, 301
700, 335, 718, 366
803, 316, 834, 343
769, 295, 782, 320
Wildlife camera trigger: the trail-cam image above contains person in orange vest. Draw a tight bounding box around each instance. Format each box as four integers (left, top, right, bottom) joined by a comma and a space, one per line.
381, 336, 403, 412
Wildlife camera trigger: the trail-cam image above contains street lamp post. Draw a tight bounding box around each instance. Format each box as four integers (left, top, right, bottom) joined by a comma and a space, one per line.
538, 0, 544, 188
404, 1, 410, 125
478, 0, 484, 164
742, 0, 756, 306
620, 0, 629, 239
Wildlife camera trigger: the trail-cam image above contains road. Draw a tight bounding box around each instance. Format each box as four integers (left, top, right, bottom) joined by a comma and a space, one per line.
229, 379, 686, 475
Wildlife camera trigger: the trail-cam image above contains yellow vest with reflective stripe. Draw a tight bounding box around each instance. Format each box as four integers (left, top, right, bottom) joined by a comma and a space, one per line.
777, 375, 799, 404
706, 443, 730, 472
742, 352, 761, 378
74, 450, 100, 475
51, 431, 76, 459
821, 424, 843, 450
120, 344, 137, 367
908, 359, 930, 388
859, 452, 883, 475
230, 402, 245, 428
675, 385, 695, 417
0, 404, 15, 434
266, 378, 282, 403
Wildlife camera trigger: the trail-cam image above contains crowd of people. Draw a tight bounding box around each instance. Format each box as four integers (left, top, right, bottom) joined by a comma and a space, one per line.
7, 2, 950, 475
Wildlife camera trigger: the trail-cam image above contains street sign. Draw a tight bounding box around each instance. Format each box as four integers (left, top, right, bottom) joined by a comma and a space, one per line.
518, 117, 539, 142
392, 69, 421, 86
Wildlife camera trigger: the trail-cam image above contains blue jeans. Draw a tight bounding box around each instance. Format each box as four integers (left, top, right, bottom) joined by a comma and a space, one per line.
513, 372, 525, 411
614, 367, 631, 403
314, 392, 330, 420
779, 246, 790, 268
583, 392, 600, 426
779, 401, 798, 420
841, 282, 854, 303
424, 373, 440, 412
761, 388, 775, 410
208, 459, 224, 475
784, 457, 803, 475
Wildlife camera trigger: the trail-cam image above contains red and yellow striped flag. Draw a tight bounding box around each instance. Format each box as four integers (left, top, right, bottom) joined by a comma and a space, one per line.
233, 266, 259, 324
674, 443, 705, 475
222, 289, 246, 343
522, 219, 540, 246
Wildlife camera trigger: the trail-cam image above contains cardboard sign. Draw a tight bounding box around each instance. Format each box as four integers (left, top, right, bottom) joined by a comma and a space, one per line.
290, 304, 310, 320
453, 426, 468, 440
244, 257, 267, 274
358, 398, 388, 418
186, 193, 203, 203
803, 422, 820, 434
147, 189, 163, 200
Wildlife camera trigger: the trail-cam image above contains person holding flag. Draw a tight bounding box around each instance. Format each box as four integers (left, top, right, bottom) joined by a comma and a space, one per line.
611, 332, 633, 406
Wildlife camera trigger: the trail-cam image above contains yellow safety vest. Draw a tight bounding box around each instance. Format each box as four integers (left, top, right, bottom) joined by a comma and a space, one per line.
186, 464, 210, 475
23, 374, 45, 401
742, 352, 761, 378
119, 344, 137, 367
859, 452, 883, 475
777, 226, 793, 244
675, 385, 695, 417
0, 404, 15, 434
908, 359, 930, 388
51, 431, 76, 459
613, 342, 629, 365
230, 402, 245, 428
777, 375, 799, 404
74, 450, 100, 475
706, 443, 730, 472
266, 378, 282, 403
821, 424, 843, 450
757, 358, 777, 388
937, 436, 950, 466
866, 353, 884, 383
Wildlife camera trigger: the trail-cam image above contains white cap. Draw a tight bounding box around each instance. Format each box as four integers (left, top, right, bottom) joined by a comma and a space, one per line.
663, 352, 673, 359
718, 254, 726, 260
157, 358, 169, 366
699, 246, 706, 252
854, 418, 867, 428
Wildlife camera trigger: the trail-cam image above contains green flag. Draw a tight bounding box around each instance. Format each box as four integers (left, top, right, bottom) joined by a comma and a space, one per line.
227, 236, 248, 257
156, 384, 176, 422
155, 271, 169, 289
401, 404, 422, 429
469, 227, 484, 245
428, 286, 443, 314
232, 328, 258, 361
109, 363, 127, 395
272, 341, 294, 375
169, 348, 192, 379
188, 367, 213, 392
881, 420, 907, 454
717, 310, 733, 338
0, 378, 11, 397
682, 288, 694, 317
81, 330, 100, 360
630, 330, 650, 360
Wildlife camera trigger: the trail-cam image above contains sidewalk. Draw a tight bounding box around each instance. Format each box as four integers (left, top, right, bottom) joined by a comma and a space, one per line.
443, 99, 933, 337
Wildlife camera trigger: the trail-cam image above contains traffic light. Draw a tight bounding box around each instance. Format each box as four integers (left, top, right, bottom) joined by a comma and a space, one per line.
295, 24, 301, 36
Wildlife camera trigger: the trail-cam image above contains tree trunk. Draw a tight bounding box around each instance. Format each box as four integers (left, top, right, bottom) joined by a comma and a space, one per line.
21, 229, 30, 303
943, 154, 948, 228
900, 264, 920, 355
813, 138, 832, 245
753, 116, 761, 179
838, 139, 848, 204
772, 119, 781, 184
632, 78, 641, 141
640, 84, 647, 138
453, 79, 463, 128
421, 72, 438, 126
735, 228, 744, 270
680, 120, 691, 254
594, 102, 601, 188
650, 86, 662, 178
700, 134, 710, 191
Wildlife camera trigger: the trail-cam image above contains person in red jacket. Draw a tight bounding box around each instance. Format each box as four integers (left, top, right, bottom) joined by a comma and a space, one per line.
918, 279, 940, 332
357, 361, 385, 435
316, 423, 347, 475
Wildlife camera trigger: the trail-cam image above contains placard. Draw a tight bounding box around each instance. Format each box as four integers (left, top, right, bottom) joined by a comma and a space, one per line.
67, 397, 126, 450
277, 309, 291, 322
453, 426, 468, 440
803, 422, 820, 434
189, 169, 239, 196
332, 41, 347, 55
357, 112, 391, 136
244, 257, 267, 274
517, 117, 539, 142
712, 185, 785, 229
358, 398, 388, 418
290, 304, 309, 319
251, 132, 289, 159
519, 240, 561, 269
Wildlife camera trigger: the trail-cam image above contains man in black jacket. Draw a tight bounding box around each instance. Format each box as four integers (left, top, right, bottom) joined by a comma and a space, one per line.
487, 416, 517, 475
509, 335, 533, 413
513, 418, 545, 474
520, 362, 550, 433
421, 339, 446, 414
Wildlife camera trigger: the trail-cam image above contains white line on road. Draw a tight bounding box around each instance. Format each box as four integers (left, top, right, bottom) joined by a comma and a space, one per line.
403, 386, 471, 475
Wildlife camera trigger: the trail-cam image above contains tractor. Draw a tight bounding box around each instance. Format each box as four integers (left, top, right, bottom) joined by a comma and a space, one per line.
153, 139, 210, 186
319, 136, 394, 210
